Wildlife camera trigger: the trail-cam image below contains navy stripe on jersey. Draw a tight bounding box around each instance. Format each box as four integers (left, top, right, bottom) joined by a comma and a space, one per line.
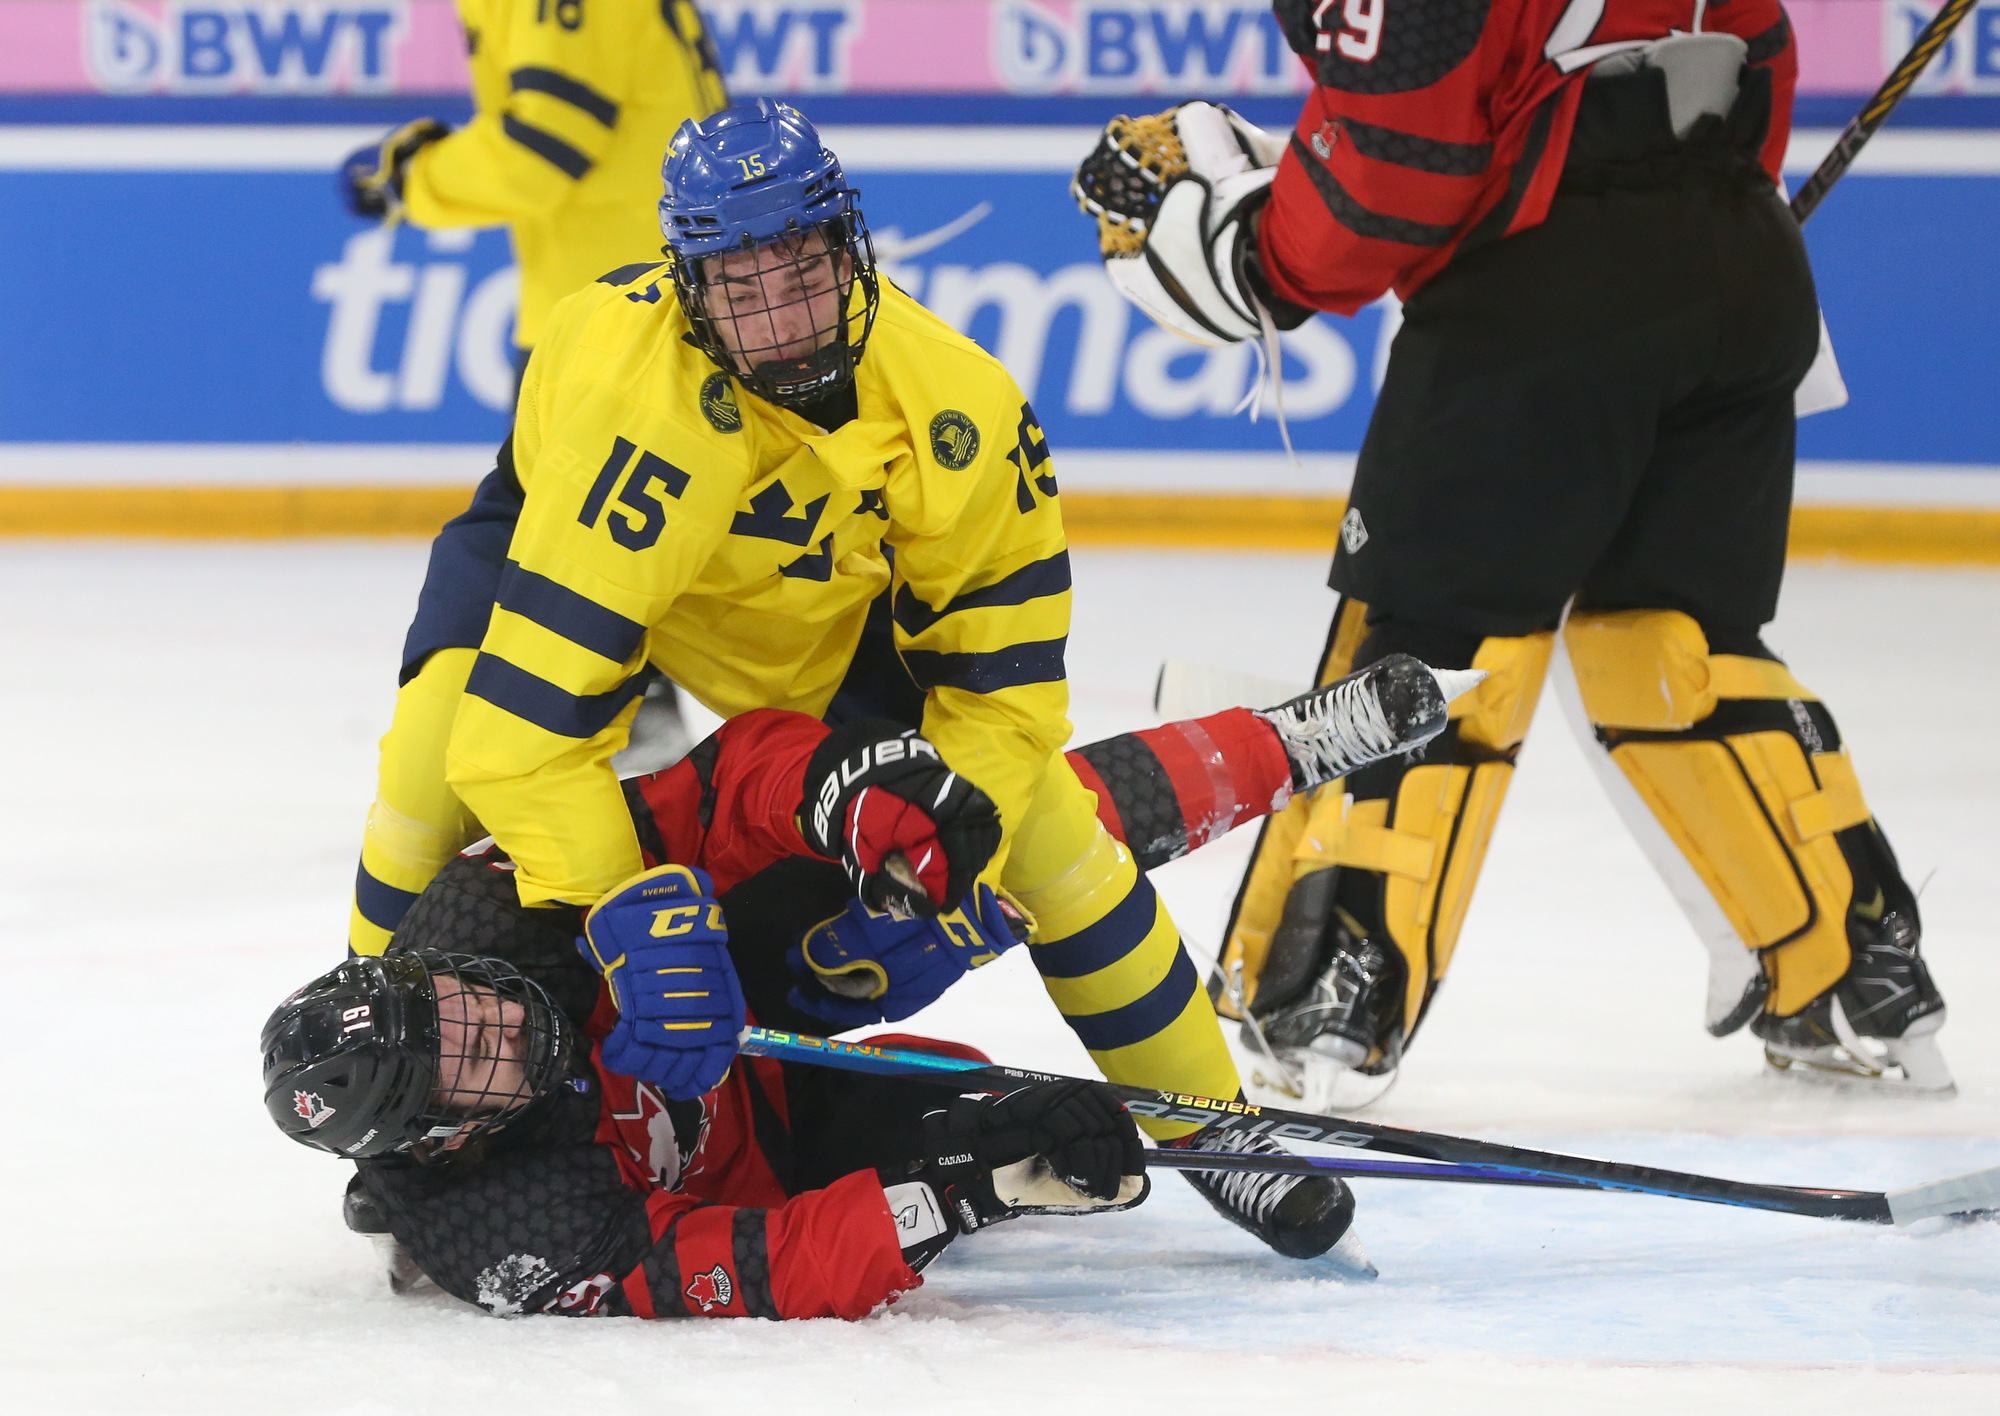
1342, 117, 1492, 177
496, 559, 646, 664
466, 654, 655, 738
892, 551, 1071, 637
503, 113, 592, 178
509, 66, 620, 126
1061, 946, 1202, 1052
1289, 134, 1456, 246
354, 861, 422, 933
598, 261, 666, 287
1027, 880, 1157, 980
901, 638, 1066, 694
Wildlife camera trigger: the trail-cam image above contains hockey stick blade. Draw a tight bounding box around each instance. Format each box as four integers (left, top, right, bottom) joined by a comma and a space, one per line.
740, 1027, 1993, 1226
1884, 1166, 2000, 1225
1154, 659, 1304, 719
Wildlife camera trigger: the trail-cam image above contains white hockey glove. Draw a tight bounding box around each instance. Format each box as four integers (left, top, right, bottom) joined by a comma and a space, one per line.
1073, 102, 1286, 345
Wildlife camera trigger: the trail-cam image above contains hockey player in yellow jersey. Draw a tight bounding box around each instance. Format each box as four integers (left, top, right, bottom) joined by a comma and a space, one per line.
338, 0, 728, 360
368, 101, 1361, 1262
337, 0, 724, 964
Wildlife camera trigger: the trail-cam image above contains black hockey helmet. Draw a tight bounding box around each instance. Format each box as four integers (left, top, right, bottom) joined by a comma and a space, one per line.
261, 950, 571, 1160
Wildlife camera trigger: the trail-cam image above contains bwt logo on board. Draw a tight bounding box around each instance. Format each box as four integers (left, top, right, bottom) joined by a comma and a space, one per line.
996, 2, 1311, 94
85, 2, 406, 92
700, 2, 861, 91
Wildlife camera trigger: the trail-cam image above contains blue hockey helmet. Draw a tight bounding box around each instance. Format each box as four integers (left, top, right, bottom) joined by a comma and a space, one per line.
659, 100, 878, 407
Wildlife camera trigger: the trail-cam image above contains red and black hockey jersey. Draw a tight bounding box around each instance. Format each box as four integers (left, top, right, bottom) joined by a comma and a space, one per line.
1258, 0, 1798, 314
357, 851, 925, 1321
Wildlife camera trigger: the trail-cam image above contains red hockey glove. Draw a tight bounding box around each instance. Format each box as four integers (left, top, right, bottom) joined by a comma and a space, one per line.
798, 720, 1001, 917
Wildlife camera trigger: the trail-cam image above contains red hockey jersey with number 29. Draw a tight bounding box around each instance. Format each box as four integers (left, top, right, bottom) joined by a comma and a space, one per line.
1258, 0, 1799, 314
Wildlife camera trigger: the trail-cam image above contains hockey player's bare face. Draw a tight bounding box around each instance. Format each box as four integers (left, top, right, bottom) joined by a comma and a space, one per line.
432, 974, 533, 1119
703, 232, 850, 374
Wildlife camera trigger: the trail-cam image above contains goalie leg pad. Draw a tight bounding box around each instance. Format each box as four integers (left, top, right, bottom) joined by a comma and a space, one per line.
1291, 630, 1552, 1039
1565, 610, 1874, 1017
350, 647, 484, 955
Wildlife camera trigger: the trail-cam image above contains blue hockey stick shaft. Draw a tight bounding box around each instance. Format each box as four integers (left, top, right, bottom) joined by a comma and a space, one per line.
737, 1026, 1975, 1223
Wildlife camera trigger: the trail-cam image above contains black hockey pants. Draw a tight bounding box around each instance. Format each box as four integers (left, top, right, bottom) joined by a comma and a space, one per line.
1329, 130, 1821, 653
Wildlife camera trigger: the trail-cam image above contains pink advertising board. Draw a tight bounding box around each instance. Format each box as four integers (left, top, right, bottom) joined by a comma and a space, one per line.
0, 2, 1993, 98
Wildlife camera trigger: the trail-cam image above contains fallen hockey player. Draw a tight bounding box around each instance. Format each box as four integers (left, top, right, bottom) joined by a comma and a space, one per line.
266, 883, 1151, 1321
266, 605, 1480, 1310
262, 663, 1469, 1316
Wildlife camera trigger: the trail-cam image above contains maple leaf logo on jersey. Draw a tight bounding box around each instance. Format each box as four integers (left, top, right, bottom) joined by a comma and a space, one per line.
292, 1090, 336, 1129
684, 1265, 733, 1313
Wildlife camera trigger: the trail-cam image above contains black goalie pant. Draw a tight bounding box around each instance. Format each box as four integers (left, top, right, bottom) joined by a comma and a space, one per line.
1332, 169, 1819, 644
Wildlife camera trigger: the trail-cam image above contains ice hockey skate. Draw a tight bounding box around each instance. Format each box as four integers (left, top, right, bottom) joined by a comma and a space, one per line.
1756, 906, 1953, 1094
1168, 1127, 1374, 1274
1234, 867, 1408, 1114
1254, 655, 1487, 791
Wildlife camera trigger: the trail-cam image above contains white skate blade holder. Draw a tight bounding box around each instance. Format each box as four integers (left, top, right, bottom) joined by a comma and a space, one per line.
1886, 1166, 2000, 1225
1154, 659, 1486, 721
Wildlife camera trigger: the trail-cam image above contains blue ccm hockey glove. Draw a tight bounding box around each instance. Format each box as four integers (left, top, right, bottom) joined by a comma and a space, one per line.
787, 885, 1032, 1029
579, 865, 745, 1100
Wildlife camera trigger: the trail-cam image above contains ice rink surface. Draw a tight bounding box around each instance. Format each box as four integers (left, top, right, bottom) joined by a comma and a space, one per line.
3, 542, 1996, 1413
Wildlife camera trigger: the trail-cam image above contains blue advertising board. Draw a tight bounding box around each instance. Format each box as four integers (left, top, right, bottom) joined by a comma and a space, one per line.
0, 143, 1996, 465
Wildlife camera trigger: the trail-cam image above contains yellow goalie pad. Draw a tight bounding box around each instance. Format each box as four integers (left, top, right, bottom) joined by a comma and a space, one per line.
1220, 620, 1551, 1030
1565, 610, 1874, 1013
1293, 761, 1515, 1032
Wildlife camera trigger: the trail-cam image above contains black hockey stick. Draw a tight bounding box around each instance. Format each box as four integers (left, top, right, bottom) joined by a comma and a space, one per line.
739, 1026, 2000, 1225
1790, 0, 1980, 222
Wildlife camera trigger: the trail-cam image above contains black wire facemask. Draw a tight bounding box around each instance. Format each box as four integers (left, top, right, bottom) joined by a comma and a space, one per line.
404, 951, 570, 1161
675, 215, 880, 408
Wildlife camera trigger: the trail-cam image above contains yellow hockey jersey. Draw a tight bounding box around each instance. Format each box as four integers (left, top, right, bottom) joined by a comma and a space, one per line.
403, 0, 727, 350
445, 269, 1073, 907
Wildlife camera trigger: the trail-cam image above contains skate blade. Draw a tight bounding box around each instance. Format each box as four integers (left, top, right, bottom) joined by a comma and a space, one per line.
1312, 1226, 1379, 1282
1429, 667, 1487, 706
1249, 1051, 1398, 1114
372, 1234, 435, 1295
1763, 1044, 1957, 1097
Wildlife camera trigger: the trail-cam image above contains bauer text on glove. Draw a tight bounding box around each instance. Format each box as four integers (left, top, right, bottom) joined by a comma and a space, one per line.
799, 719, 1002, 918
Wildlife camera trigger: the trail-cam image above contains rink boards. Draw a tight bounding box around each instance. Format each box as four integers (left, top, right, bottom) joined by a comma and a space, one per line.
1, 121, 1998, 552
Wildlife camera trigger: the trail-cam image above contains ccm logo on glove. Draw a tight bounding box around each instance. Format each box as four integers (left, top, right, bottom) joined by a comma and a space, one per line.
578, 864, 745, 1101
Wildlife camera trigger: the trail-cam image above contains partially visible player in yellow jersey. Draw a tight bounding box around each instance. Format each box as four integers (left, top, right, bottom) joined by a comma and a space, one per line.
338, 0, 728, 358
382, 101, 1360, 1262
337, 0, 723, 965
